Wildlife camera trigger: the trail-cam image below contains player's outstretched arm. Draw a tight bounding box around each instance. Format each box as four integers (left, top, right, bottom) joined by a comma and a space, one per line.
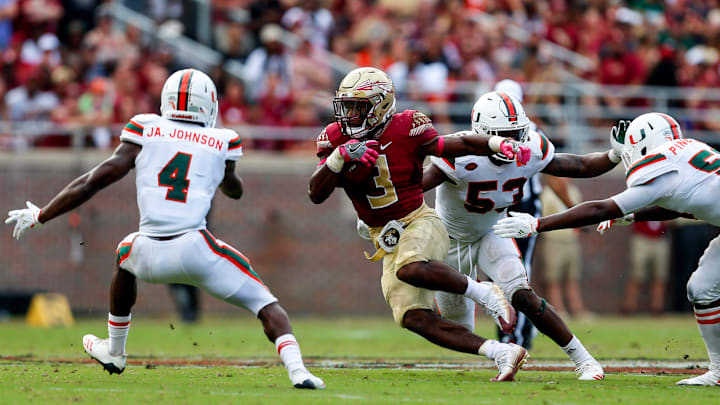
6, 142, 140, 239
219, 161, 243, 200
39, 142, 141, 223
420, 133, 530, 163
541, 151, 618, 178
494, 198, 624, 239
538, 199, 623, 232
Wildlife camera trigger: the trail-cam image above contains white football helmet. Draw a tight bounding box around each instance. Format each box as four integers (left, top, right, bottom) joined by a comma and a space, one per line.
471, 91, 531, 163
160, 69, 218, 127
621, 112, 683, 169
333, 67, 396, 139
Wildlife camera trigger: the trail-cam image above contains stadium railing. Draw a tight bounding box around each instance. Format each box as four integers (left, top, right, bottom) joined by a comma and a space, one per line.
3, 81, 719, 154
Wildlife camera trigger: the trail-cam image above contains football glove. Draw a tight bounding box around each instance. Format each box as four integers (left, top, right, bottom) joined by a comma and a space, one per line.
489, 136, 532, 165
326, 139, 380, 173
493, 212, 538, 239
5, 201, 42, 240
596, 213, 635, 235
356, 218, 371, 241
608, 120, 630, 164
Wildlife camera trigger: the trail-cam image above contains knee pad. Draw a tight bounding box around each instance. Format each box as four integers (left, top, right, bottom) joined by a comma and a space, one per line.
686, 271, 720, 305
495, 258, 531, 299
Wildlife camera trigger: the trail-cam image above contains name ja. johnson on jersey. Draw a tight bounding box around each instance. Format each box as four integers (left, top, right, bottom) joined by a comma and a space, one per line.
143, 126, 225, 150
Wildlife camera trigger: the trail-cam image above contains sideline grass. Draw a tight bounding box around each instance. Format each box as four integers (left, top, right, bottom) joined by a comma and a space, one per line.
0, 315, 715, 404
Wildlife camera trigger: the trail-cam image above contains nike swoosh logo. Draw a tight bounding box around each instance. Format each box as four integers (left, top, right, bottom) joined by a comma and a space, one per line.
380, 142, 393, 150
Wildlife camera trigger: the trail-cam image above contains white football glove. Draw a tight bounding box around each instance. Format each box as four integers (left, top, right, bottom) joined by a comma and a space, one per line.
493, 211, 538, 239
608, 120, 630, 164
5, 201, 42, 240
356, 218, 371, 241
596, 213, 635, 235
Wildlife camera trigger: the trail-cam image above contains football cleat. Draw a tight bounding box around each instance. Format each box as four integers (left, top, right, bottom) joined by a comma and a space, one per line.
82, 334, 126, 375
491, 343, 528, 382
479, 282, 517, 334
575, 360, 605, 381
676, 371, 720, 386
289, 368, 326, 389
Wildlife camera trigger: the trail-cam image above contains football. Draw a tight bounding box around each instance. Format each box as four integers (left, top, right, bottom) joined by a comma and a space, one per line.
342, 161, 377, 184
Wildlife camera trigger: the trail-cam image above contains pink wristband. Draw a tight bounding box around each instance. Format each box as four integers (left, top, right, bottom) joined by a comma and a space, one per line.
436, 136, 445, 156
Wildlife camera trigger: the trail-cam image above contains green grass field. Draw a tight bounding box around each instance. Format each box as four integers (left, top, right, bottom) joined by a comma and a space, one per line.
0, 315, 716, 404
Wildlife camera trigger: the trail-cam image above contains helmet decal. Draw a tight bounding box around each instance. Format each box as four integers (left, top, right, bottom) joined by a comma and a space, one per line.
355, 79, 394, 93
628, 128, 647, 145
657, 113, 681, 139
177, 70, 194, 111
496, 92, 518, 123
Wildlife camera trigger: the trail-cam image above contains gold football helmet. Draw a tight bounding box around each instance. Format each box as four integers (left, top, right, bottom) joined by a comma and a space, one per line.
333, 67, 396, 139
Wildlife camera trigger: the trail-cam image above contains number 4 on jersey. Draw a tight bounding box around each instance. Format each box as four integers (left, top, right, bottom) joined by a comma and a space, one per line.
159, 152, 192, 202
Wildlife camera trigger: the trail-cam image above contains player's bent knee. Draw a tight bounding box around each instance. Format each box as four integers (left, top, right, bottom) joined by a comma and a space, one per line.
401, 309, 433, 331
495, 259, 530, 299
511, 289, 545, 315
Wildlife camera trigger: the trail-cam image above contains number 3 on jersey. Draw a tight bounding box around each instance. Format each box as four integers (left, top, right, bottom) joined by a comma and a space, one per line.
367, 155, 398, 209
159, 152, 192, 202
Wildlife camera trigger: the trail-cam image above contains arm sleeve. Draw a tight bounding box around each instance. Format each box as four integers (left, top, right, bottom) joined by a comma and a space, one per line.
532, 131, 555, 171
226, 130, 243, 161
119, 117, 146, 146
611, 172, 676, 215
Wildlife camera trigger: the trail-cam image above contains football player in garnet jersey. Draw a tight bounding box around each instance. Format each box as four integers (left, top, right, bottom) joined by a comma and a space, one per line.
5, 69, 325, 390
494, 112, 720, 386
422, 90, 622, 381
309, 67, 533, 382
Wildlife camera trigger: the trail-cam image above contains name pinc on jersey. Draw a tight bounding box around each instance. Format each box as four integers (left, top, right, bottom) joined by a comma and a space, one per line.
144, 126, 224, 151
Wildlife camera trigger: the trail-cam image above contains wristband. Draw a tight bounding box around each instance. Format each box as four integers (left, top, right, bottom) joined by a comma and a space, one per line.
325, 148, 344, 173
608, 149, 621, 164
488, 136, 505, 153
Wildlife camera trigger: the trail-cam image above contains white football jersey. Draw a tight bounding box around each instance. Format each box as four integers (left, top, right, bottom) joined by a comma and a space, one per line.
120, 114, 243, 236
431, 131, 555, 241
619, 138, 720, 226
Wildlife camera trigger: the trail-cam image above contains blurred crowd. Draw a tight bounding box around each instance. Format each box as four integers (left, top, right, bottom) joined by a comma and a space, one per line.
2, 0, 720, 150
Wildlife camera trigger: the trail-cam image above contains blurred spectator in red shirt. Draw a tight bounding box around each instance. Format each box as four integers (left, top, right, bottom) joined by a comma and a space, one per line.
219, 78, 249, 127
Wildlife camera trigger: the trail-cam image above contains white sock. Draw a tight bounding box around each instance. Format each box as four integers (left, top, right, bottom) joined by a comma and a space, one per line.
108, 313, 131, 356
275, 334, 305, 373
561, 335, 594, 366
462, 276, 492, 304
478, 339, 502, 359
694, 306, 720, 373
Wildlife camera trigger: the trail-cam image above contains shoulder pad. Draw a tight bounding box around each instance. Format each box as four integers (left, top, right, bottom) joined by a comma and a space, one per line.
625, 153, 677, 187
410, 111, 434, 136
527, 130, 553, 161
129, 113, 160, 126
